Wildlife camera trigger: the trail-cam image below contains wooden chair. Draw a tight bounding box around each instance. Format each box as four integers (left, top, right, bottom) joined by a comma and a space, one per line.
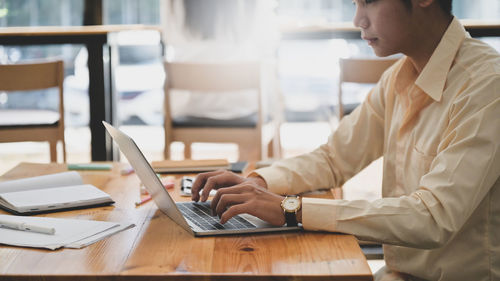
338, 58, 398, 119
163, 61, 282, 161
0, 60, 66, 162
337, 58, 397, 261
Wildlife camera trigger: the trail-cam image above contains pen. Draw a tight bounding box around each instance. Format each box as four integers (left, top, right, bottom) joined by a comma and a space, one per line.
68, 163, 113, 171
0, 219, 56, 235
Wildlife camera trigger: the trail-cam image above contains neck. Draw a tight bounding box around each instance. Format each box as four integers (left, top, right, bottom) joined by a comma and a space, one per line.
406, 13, 453, 73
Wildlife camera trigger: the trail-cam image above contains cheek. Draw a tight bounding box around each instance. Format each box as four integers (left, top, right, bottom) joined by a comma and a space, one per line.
373, 14, 412, 50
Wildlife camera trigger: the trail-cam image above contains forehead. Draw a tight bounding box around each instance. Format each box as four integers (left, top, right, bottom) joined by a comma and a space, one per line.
355, 0, 411, 13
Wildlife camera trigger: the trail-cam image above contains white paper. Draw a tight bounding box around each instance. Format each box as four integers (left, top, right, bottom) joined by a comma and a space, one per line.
0, 214, 135, 250
0, 172, 83, 193
64, 223, 135, 249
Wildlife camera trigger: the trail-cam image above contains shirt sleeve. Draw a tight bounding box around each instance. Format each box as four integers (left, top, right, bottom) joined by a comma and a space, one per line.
254, 67, 390, 195
303, 76, 500, 249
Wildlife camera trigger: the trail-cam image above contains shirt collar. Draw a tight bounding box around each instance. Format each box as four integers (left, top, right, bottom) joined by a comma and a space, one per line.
415, 17, 468, 102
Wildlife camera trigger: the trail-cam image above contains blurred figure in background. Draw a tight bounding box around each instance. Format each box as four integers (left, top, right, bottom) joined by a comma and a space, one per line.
161, 0, 280, 121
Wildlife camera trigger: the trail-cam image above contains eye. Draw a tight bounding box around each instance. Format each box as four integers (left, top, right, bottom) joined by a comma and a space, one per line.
365, 0, 377, 3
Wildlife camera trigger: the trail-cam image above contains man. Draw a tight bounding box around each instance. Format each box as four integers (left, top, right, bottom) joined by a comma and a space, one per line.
191, 0, 500, 280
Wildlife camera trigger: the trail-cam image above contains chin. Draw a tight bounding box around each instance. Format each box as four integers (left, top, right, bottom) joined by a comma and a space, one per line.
372, 47, 398, 58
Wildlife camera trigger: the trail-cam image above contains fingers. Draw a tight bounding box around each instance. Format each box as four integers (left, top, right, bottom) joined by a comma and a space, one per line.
214, 193, 248, 218
210, 183, 248, 211
192, 170, 245, 202
190, 170, 225, 202
211, 183, 287, 226
220, 202, 252, 224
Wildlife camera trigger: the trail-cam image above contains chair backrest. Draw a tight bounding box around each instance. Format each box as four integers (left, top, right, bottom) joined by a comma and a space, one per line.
0, 59, 65, 125
164, 61, 263, 125
163, 61, 276, 160
338, 57, 398, 119
0, 60, 64, 92
0, 59, 66, 162
165, 62, 260, 92
339, 58, 398, 84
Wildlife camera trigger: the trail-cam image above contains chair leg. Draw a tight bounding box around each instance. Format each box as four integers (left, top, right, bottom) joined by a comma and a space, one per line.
164, 142, 171, 159
268, 128, 282, 159
49, 141, 57, 163
274, 126, 282, 159
268, 140, 274, 159
62, 139, 67, 163
239, 143, 261, 162
184, 142, 192, 159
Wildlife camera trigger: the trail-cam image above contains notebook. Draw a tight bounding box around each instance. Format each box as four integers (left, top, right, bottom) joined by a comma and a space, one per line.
151, 159, 230, 173
0, 172, 114, 215
103, 121, 301, 236
152, 159, 248, 174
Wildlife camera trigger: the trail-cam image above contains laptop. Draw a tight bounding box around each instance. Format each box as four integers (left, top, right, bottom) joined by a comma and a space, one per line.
103, 121, 301, 236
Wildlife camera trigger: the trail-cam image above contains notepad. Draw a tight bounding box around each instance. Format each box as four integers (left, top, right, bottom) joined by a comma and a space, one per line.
0, 172, 114, 215
151, 159, 230, 173
0, 214, 134, 250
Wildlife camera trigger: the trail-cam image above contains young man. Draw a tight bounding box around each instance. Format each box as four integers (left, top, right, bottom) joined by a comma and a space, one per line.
190, 0, 500, 280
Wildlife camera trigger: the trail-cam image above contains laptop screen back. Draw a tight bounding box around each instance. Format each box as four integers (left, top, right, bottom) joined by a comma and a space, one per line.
102, 121, 192, 233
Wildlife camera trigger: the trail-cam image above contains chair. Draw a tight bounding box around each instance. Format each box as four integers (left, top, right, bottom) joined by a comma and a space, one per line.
337, 59, 396, 261
338, 58, 398, 119
163, 61, 282, 161
0, 60, 66, 162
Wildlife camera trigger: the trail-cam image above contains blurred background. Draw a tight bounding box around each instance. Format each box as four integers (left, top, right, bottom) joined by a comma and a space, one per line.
1, 0, 499, 273
1, 0, 499, 175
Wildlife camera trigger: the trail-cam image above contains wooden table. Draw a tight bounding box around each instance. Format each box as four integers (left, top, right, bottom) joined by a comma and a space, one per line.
0, 162, 373, 281
0, 25, 163, 161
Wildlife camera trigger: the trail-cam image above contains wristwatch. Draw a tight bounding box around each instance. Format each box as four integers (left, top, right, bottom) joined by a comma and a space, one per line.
281, 195, 301, 227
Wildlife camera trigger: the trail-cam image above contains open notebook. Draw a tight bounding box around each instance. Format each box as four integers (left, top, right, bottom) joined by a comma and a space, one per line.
0, 172, 114, 215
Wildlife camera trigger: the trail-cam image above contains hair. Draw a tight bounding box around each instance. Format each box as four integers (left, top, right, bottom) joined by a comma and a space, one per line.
401, 0, 453, 15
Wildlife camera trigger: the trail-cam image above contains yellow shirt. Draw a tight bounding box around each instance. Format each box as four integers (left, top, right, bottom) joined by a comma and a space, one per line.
255, 18, 500, 281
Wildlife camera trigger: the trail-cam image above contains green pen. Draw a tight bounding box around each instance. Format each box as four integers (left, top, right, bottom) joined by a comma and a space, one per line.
67, 163, 113, 171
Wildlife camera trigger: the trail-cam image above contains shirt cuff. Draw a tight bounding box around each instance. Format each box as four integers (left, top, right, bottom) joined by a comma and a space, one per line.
302, 197, 339, 232
251, 167, 290, 195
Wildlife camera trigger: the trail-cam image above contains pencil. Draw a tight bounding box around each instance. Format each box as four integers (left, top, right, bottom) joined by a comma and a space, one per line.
135, 195, 152, 206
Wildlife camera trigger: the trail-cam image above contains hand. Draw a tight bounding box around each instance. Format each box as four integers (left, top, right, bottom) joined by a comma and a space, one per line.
191, 170, 263, 202
210, 181, 285, 226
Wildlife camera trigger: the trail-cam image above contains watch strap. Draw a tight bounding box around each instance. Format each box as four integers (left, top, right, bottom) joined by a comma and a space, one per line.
284, 211, 298, 227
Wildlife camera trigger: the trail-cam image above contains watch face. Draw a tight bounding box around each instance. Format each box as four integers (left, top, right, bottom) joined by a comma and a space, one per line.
283, 197, 300, 212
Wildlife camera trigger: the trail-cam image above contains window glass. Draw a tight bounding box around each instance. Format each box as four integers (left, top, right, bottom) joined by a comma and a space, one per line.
103, 0, 160, 25
277, 0, 500, 24
277, 0, 500, 122
0, 0, 83, 27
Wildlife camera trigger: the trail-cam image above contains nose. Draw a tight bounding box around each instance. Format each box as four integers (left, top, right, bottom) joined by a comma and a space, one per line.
353, 5, 369, 29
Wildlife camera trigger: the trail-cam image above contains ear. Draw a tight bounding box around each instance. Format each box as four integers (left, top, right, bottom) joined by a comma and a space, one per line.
415, 0, 435, 8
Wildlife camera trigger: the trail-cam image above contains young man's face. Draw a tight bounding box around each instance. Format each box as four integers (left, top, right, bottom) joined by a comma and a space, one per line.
353, 0, 416, 57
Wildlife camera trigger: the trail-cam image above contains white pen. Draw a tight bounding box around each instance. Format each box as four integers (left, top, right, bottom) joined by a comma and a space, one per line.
0, 219, 56, 235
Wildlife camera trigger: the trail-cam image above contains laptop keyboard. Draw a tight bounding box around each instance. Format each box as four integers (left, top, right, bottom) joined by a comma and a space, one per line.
177, 201, 256, 231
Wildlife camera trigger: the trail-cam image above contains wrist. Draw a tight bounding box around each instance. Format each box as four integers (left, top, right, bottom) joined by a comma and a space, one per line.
247, 173, 268, 189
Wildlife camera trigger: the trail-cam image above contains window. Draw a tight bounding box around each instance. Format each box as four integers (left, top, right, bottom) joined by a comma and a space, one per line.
276, 0, 500, 122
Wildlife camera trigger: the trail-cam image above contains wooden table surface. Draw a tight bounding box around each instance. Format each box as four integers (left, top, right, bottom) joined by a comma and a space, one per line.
0, 24, 162, 36
0, 162, 373, 281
